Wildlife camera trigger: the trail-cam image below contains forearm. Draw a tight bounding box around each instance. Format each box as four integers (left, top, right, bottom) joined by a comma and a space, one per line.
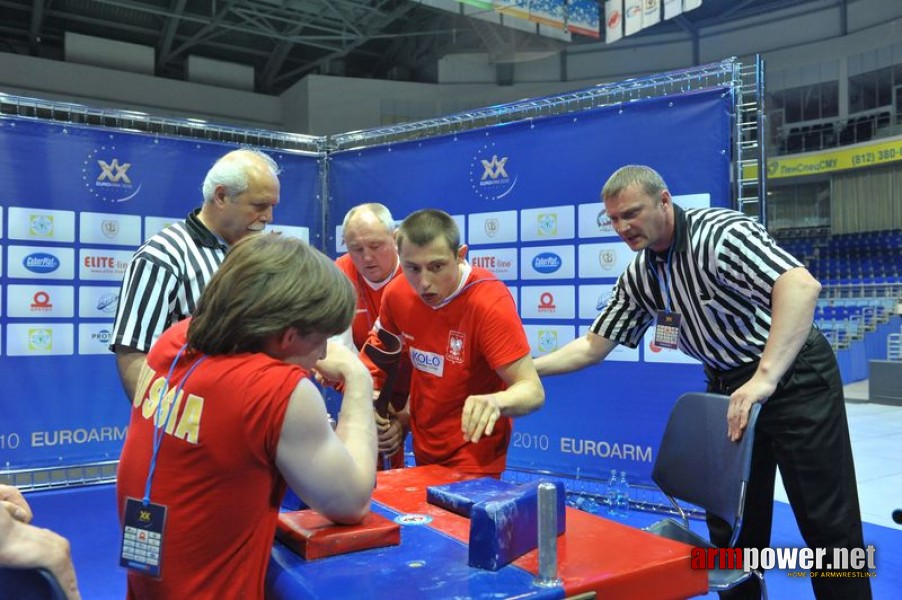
334, 371, 378, 487
756, 268, 821, 387
114, 348, 147, 402
534, 332, 613, 376
495, 377, 545, 418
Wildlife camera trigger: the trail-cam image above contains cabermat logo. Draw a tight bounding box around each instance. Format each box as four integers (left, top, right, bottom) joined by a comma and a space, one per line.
691, 545, 877, 575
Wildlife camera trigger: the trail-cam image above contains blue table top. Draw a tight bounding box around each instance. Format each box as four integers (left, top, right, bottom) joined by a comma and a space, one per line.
265, 502, 565, 600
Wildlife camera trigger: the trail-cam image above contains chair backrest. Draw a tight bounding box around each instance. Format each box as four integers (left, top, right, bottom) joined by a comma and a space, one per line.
0, 567, 68, 600
651, 392, 761, 537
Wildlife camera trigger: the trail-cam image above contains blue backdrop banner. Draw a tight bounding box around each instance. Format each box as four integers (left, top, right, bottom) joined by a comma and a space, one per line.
327, 88, 733, 483
0, 118, 321, 469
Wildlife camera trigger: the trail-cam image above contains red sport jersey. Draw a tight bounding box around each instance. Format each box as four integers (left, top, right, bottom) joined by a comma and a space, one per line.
362, 265, 530, 476
335, 253, 402, 349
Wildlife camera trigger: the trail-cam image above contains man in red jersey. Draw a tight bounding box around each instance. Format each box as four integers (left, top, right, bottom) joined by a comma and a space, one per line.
336, 203, 409, 468
336, 203, 402, 348
361, 209, 545, 477
116, 234, 377, 600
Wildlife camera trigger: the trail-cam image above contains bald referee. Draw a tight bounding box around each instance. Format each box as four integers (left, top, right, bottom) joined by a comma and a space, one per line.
535, 165, 870, 600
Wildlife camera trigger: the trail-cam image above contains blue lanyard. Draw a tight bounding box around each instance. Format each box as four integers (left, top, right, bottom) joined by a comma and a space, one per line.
648, 245, 676, 313
142, 344, 207, 506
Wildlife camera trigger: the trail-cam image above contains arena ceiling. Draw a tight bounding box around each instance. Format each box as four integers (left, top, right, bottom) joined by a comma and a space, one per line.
0, 0, 837, 95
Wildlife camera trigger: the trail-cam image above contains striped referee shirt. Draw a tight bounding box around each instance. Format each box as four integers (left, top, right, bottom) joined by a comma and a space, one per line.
110, 209, 227, 353
590, 205, 804, 371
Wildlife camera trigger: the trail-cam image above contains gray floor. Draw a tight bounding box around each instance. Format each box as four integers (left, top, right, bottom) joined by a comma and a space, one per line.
773, 379, 902, 530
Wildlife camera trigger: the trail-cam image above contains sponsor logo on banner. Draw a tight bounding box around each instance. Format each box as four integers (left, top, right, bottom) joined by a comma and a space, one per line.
447, 331, 465, 364
538, 292, 556, 313
101, 220, 119, 239
537, 329, 558, 353
596, 292, 609, 310
30, 291, 52, 312
24, 253, 60, 274
97, 292, 119, 313
578, 243, 631, 279
469, 142, 518, 201
467, 210, 518, 245
599, 248, 618, 271
78, 287, 121, 318
521, 246, 574, 280
29, 215, 54, 237
521, 205, 575, 242
532, 252, 562, 274
28, 327, 53, 351
80, 212, 142, 246
410, 347, 444, 377
8, 207, 76, 242
578, 284, 614, 320
78, 323, 115, 354
82, 147, 142, 203
7, 246, 75, 280
521, 286, 574, 319
524, 324, 573, 356
6, 324, 74, 356
79, 249, 133, 281
468, 248, 517, 280
537, 213, 557, 237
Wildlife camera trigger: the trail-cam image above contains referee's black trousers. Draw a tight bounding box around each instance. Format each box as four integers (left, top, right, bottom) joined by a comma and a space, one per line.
705, 328, 872, 600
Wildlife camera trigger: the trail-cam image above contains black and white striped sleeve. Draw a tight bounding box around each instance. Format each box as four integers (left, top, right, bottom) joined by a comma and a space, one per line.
714, 219, 805, 309
110, 251, 179, 353
589, 265, 656, 348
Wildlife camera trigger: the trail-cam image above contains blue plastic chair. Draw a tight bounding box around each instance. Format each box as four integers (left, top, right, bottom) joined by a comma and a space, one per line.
0, 567, 68, 600
644, 392, 767, 598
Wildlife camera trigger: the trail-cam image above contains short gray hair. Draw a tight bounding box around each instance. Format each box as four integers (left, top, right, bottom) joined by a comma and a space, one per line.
602, 165, 668, 201
342, 203, 395, 233
201, 148, 280, 204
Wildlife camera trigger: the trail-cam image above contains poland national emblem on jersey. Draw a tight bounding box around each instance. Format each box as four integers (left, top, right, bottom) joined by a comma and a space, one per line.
447, 331, 465, 364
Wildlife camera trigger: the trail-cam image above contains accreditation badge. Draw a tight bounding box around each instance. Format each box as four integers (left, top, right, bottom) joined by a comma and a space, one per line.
654, 310, 682, 350
120, 497, 167, 578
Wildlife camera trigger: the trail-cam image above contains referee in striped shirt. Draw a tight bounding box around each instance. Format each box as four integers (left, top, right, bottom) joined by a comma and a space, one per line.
109, 148, 282, 402
535, 165, 870, 599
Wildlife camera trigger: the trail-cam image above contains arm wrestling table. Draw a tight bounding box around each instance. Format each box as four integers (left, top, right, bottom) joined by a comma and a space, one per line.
265, 465, 708, 600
